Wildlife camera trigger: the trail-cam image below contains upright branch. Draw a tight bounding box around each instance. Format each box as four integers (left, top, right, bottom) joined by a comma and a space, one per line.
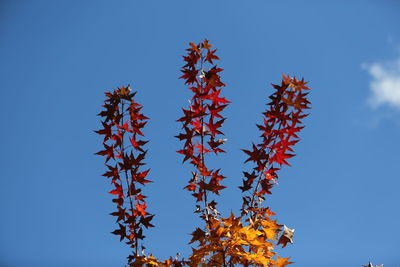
95, 85, 155, 266
176, 40, 230, 222
240, 74, 311, 248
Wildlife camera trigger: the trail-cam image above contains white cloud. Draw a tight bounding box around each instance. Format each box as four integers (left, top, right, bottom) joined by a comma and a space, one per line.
364, 57, 400, 110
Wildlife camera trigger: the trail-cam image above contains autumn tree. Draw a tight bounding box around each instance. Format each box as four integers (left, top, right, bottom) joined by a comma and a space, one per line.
95, 40, 311, 267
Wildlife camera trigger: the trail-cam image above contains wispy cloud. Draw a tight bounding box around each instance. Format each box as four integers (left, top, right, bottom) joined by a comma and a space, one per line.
363, 57, 400, 110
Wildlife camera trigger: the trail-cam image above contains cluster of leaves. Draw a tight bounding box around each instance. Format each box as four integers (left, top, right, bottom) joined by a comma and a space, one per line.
96, 86, 188, 266
176, 40, 230, 220
188, 213, 293, 267
96, 40, 311, 266
95, 86, 157, 266
238, 74, 311, 250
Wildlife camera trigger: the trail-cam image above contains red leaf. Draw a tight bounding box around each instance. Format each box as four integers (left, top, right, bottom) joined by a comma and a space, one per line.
111, 223, 126, 241
95, 144, 115, 162
109, 183, 124, 198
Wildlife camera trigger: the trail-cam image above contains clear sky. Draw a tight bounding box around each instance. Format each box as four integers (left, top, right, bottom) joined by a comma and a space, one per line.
1, 1, 400, 267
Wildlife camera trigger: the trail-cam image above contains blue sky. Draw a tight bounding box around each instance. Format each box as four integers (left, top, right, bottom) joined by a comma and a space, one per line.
1, 1, 400, 267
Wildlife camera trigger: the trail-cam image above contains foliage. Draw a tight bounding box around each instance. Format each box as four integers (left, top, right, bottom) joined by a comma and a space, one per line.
95, 40, 311, 266
95, 86, 155, 264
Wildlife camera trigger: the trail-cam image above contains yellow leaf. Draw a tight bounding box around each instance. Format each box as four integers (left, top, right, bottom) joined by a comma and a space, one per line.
273, 256, 294, 267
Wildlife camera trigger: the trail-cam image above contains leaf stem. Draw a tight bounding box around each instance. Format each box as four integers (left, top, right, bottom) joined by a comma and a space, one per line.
248, 117, 283, 221
199, 53, 210, 221
120, 100, 139, 256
